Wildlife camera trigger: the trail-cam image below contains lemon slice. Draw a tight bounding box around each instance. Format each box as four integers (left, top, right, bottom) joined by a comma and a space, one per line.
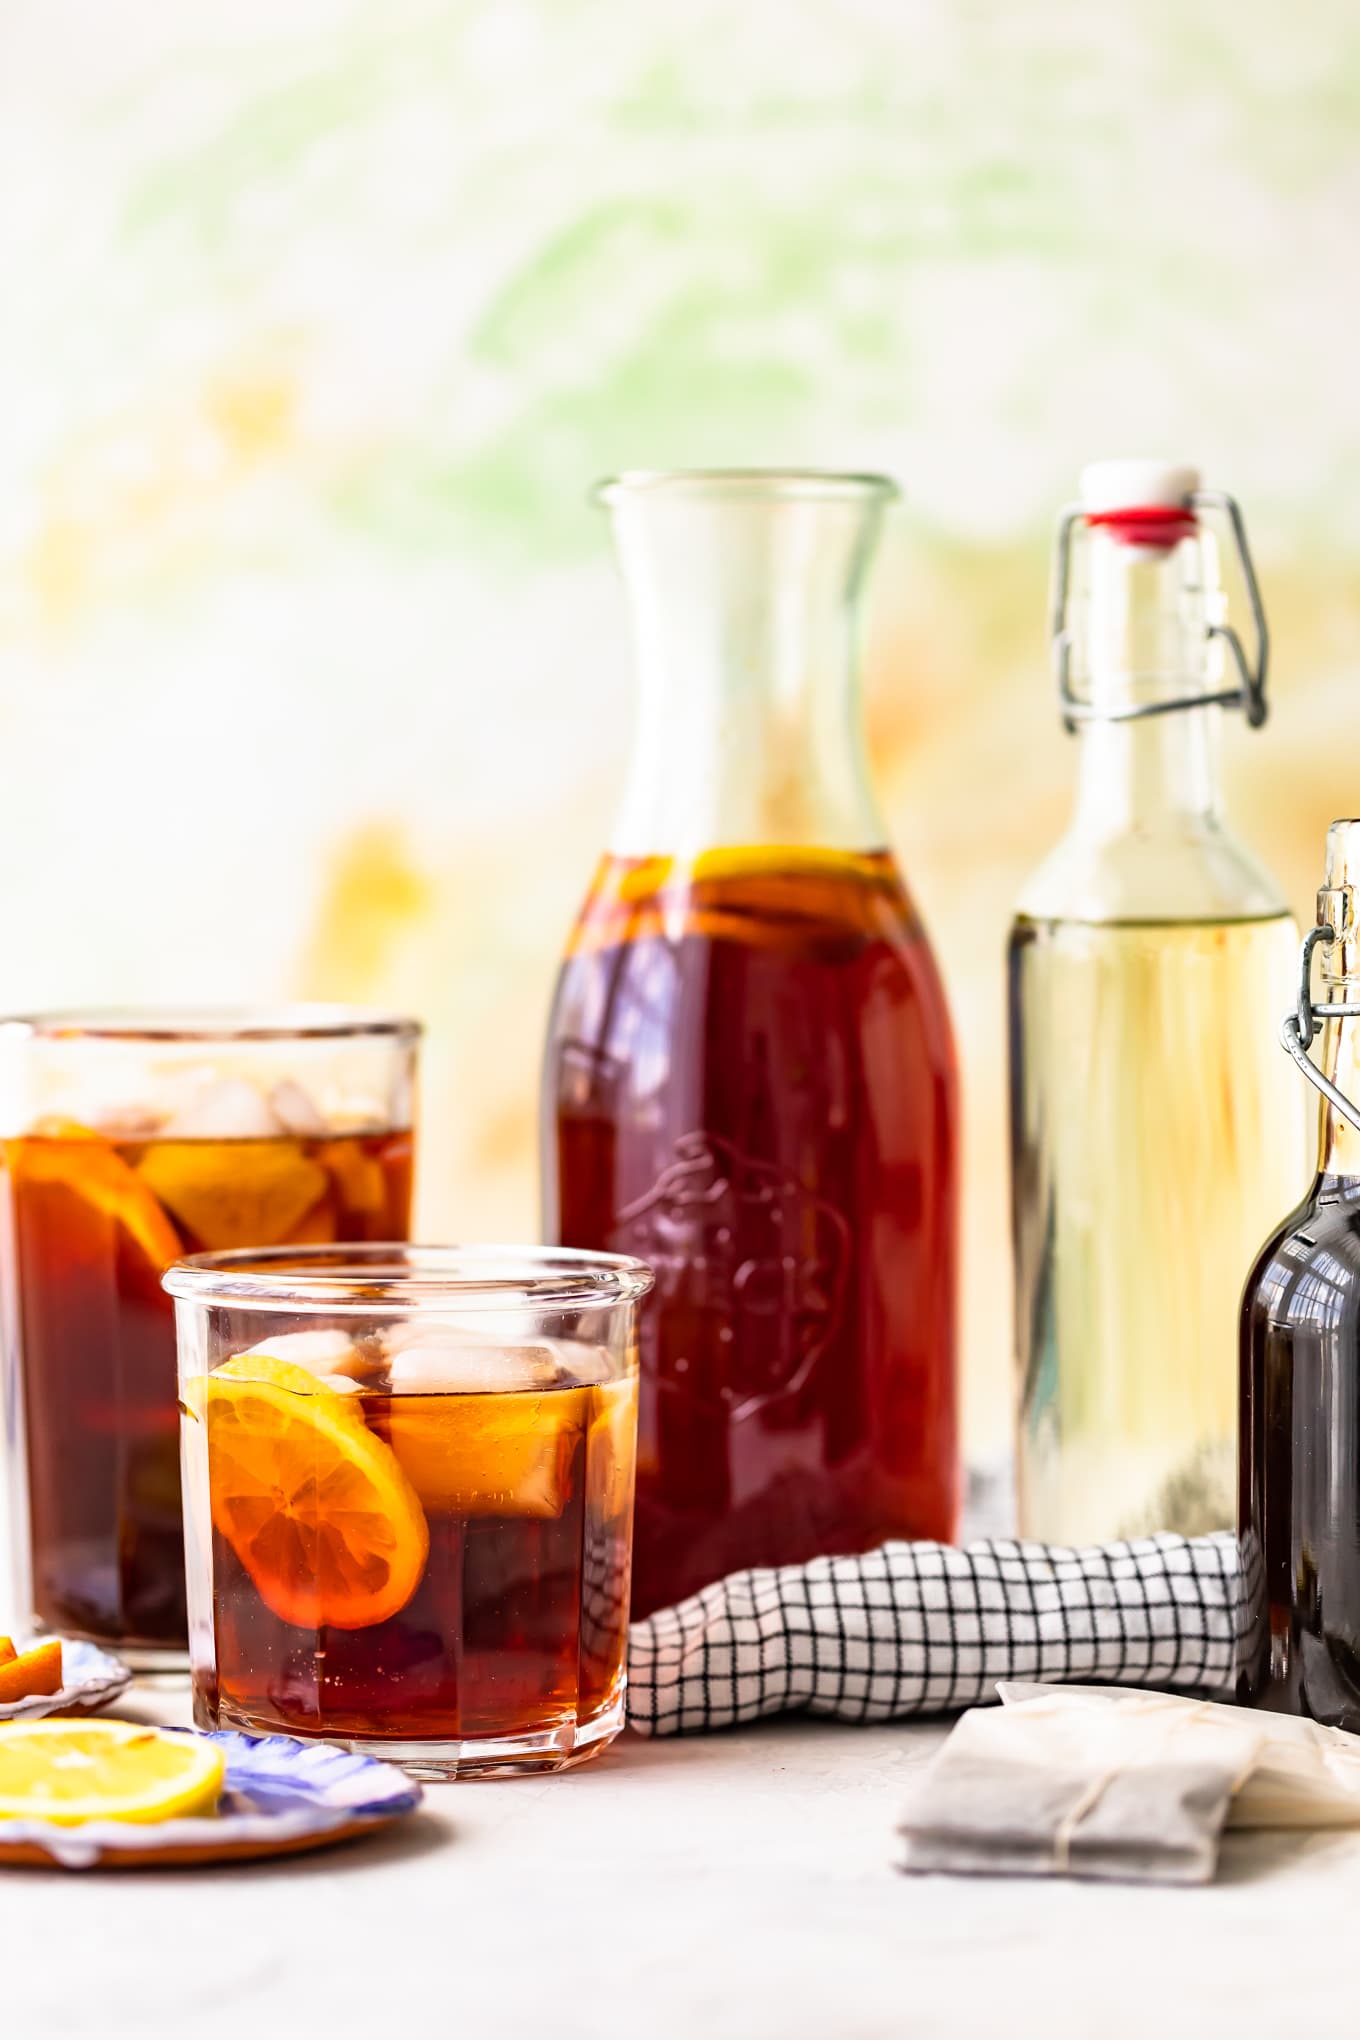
212, 1351, 369, 1403
207, 1357, 429, 1630
0, 1720, 225, 1826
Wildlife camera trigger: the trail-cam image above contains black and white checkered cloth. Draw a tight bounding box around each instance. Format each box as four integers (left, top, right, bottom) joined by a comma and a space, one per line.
627, 1533, 1243, 1736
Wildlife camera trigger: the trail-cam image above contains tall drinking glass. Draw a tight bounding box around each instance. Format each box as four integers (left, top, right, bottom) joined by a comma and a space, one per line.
0, 1009, 419, 1667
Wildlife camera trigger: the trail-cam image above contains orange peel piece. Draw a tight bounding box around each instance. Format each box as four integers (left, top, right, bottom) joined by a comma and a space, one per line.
0, 1639, 63, 1703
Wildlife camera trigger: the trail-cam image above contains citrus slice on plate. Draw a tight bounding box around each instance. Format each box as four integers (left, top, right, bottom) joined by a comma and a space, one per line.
206, 1357, 428, 1631
5, 1121, 182, 1276
0, 1720, 224, 1826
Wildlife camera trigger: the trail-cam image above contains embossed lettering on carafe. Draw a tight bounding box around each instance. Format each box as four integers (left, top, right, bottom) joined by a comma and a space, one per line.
612, 1131, 850, 1421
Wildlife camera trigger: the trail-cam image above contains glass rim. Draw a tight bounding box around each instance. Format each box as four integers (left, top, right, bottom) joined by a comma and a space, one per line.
162, 1243, 655, 1313
0, 1005, 423, 1046
593, 468, 900, 508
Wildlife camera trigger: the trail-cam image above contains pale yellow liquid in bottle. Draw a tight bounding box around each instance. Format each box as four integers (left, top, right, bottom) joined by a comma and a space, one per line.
1011, 909, 1307, 1544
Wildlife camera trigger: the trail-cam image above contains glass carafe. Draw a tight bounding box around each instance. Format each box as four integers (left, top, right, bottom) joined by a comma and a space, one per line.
1011, 462, 1308, 1545
1240, 821, 1360, 1728
542, 471, 959, 1618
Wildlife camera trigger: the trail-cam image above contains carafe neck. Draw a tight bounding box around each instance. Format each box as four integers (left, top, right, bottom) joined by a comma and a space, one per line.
601, 473, 894, 859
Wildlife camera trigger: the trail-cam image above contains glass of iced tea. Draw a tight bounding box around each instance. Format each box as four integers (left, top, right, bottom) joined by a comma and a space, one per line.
165, 1245, 651, 1777
0, 1010, 419, 1668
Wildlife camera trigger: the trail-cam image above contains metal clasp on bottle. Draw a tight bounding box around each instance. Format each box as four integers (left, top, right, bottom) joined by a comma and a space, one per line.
1050, 490, 1269, 734
1281, 885, 1360, 1136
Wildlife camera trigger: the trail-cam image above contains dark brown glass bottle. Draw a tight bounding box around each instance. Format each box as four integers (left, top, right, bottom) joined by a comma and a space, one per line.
1239, 819, 1360, 1727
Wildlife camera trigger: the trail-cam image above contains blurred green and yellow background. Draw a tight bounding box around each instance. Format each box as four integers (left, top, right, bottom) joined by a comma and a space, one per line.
2, 0, 1357, 1469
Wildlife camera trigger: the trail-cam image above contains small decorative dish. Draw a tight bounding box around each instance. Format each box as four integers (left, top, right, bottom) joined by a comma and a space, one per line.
0, 1729, 425, 1870
0, 1639, 132, 1722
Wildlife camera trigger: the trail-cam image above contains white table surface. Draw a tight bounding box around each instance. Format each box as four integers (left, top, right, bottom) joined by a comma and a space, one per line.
8, 1680, 1360, 2040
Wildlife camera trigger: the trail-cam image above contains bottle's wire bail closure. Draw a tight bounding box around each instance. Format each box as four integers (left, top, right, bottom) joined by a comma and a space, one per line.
1049, 489, 1269, 735
1281, 881, 1360, 1137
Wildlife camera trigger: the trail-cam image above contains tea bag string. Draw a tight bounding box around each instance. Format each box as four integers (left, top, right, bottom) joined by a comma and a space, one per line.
1052, 1766, 1120, 1872
1050, 1707, 1214, 1869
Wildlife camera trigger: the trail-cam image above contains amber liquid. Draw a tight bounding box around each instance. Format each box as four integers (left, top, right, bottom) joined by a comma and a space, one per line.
4, 1127, 412, 1652
1012, 913, 1304, 1542
199, 1377, 635, 1752
544, 849, 959, 1617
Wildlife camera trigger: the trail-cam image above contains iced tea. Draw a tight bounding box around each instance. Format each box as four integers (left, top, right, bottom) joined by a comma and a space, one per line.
0, 1012, 419, 1664
168, 1248, 650, 1777
545, 850, 959, 1617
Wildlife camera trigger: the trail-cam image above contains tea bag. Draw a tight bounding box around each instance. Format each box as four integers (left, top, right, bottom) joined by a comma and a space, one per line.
999, 1681, 1360, 1829
898, 1689, 1267, 1884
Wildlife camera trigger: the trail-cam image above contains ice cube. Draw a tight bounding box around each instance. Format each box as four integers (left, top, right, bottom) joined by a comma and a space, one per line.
241, 1329, 378, 1381
385, 1336, 565, 1396
161, 1077, 284, 1141
559, 1343, 615, 1387
91, 1105, 166, 1142
384, 1380, 589, 1516
268, 1079, 329, 1138
325, 1095, 388, 1136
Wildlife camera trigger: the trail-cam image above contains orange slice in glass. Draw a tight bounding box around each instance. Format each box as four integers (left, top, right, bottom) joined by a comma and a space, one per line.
587, 1377, 639, 1519
315, 1137, 388, 1216
205, 1357, 428, 1631
135, 1141, 329, 1250
5, 1120, 182, 1276
381, 1385, 590, 1518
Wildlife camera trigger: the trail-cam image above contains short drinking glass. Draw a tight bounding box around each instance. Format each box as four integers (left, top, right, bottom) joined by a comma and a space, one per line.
166, 1245, 652, 1778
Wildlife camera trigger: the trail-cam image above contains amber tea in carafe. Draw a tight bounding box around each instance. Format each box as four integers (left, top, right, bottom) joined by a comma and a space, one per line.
543, 472, 959, 1618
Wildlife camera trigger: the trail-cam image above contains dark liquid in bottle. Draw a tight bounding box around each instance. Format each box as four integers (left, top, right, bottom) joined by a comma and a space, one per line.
1239, 1173, 1360, 1729
543, 849, 959, 1617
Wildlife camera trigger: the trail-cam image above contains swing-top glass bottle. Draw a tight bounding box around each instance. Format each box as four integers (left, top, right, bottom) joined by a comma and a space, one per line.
1240, 820, 1360, 1730
1011, 461, 1307, 1545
